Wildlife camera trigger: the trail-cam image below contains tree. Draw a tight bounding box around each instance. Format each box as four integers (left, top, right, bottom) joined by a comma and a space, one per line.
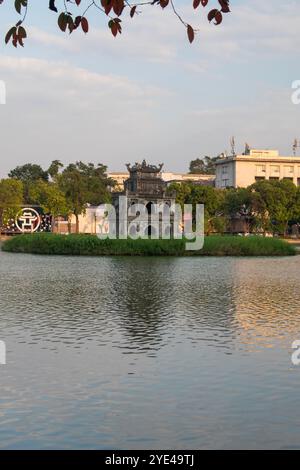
58, 161, 113, 233
189, 156, 218, 175
9, 163, 49, 183
48, 160, 64, 181
189, 158, 206, 174
223, 187, 268, 234
250, 179, 298, 235
9, 163, 49, 203
28, 180, 70, 221
0, 179, 23, 229
3, 0, 231, 48
167, 181, 225, 234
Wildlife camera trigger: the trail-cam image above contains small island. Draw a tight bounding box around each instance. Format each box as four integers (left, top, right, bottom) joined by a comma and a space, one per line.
1, 233, 296, 257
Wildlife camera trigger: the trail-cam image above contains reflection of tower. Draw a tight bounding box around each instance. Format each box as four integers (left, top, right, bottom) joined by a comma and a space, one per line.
108, 257, 177, 351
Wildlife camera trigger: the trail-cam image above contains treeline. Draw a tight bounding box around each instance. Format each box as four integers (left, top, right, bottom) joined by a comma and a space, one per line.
168, 179, 300, 236
0, 161, 115, 233
1, 161, 300, 236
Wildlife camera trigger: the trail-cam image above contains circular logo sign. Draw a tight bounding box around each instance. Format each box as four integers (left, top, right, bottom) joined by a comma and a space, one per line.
15, 208, 41, 233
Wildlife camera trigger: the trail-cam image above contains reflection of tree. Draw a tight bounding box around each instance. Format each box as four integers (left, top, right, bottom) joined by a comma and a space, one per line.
108, 257, 178, 352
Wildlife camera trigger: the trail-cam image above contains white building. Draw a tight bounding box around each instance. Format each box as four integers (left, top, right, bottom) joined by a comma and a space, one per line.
215, 149, 300, 188
108, 171, 215, 191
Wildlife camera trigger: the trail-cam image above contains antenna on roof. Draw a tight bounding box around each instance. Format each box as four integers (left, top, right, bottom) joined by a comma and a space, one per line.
244, 142, 251, 155
230, 136, 236, 156
292, 138, 299, 156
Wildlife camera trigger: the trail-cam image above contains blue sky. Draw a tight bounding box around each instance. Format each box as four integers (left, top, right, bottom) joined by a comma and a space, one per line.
0, 0, 300, 176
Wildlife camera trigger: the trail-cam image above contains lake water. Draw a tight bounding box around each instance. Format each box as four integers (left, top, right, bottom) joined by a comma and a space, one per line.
0, 250, 300, 449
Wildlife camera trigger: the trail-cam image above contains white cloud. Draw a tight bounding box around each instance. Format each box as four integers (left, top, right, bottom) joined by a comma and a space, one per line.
1, 1, 300, 176
0, 55, 173, 177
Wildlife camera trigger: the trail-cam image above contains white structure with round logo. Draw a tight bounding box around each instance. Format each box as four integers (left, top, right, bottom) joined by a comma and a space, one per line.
15, 208, 41, 233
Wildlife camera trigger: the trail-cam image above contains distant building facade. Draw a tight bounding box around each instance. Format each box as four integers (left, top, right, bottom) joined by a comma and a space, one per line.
112, 160, 176, 238
108, 171, 215, 191
215, 149, 300, 188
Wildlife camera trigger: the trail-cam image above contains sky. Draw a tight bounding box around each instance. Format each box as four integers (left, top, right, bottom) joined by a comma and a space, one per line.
0, 0, 300, 176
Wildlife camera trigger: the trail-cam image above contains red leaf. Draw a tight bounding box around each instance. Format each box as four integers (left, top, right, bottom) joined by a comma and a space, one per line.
187, 24, 194, 44
160, 0, 169, 8
81, 17, 89, 33
130, 5, 137, 18
208, 9, 223, 25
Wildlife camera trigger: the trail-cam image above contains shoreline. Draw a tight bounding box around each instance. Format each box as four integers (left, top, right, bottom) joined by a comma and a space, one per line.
1, 233, 296, 257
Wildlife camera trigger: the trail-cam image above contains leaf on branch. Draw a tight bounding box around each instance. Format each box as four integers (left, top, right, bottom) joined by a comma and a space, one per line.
130, 6, 137, 18
113, 0, 125, 17
187, 24, 195, 43
108, 18, 122, 37
17, 26, 27, 47
81, 17, 89, 34
5, 26, 17, 44
218, 0, 230, 13
101, 0, 113, 15
208, 9, 223, 25
14, 0, 22, 14
74, 16, 82, 29
159, 0, 169, 8
58, 13, 68, 32
5, 24, 27, 47
49, 0, 58, 13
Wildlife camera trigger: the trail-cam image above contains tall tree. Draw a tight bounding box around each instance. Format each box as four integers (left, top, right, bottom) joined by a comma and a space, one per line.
48, 160, 64, 181
9, 163, 49, 203
58, 161, 113, 233
189, 156, 218, 175
28, 180, 70, 222
0, 179, 23, 229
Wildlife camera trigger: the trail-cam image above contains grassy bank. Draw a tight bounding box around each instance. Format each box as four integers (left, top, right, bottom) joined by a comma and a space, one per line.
1, 233, 296, 256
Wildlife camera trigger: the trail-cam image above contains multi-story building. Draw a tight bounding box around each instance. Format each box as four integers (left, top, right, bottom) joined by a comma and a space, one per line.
215, 149, 300, 188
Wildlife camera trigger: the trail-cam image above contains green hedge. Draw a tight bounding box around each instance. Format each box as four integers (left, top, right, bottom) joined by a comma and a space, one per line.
1, 233, 296, 256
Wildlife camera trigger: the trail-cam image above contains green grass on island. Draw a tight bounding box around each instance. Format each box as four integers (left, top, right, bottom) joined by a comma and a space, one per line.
1, 233, 296, 257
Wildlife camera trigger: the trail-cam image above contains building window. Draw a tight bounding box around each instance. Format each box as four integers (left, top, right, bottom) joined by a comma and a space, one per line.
255, 176, 265, 181
270, 165, 280, 175
297, 178, 300, 187
222, 165, 228, 175
269, 177, 279, 181
256, 165, 266, 175
284, 166, 294, 177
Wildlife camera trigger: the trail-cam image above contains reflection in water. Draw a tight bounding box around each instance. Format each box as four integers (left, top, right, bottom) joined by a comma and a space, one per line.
231, 259, 300, 349
0, 251, 300, 449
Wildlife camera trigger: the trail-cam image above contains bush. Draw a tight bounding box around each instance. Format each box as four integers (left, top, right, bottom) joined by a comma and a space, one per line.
1, 233, 296, 257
